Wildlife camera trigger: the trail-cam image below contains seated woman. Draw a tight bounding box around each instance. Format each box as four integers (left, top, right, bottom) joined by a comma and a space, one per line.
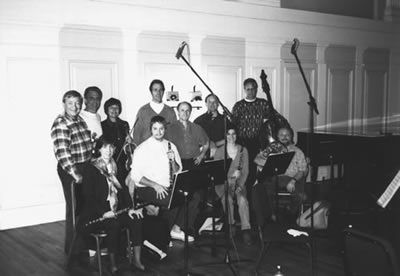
214, 126, 252, 246
77, 136, 145, 273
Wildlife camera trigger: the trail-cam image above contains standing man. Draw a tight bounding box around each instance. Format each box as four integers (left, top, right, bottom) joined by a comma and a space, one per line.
166, 101, 209, 170
133, 79, 177, 145
165, 102, 209, 240
232, 78, 274, 206
51, 90, 93, 255
194, 94, 226, 159
80, 86, 103, 139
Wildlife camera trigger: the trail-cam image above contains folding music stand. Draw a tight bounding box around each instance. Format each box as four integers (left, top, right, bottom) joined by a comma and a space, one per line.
172, 169, 207, 276
257, 152, 295, 184
196, 159, 232, 256
258, 151, 295, 222
134, 171, 188, 210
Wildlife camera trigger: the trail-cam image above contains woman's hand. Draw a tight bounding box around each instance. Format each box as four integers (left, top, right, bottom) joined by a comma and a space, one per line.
102, 211, 116, 219
232, 169, 241, 179
286, 179, 296, 193
153, 183, 169, 199
128, 208, 143, 219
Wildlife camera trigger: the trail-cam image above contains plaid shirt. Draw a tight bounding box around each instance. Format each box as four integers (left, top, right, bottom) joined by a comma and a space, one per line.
51, 113, 93, 176
285, 144, 307, 178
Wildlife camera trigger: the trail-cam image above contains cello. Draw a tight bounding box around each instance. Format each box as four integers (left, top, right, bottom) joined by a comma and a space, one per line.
258, 69, 291, 153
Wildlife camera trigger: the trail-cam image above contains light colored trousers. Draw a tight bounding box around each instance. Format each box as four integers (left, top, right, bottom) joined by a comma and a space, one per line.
215, 178, 251, 230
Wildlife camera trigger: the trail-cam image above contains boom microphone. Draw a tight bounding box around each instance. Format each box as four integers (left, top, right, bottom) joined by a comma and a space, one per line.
175, 41, 187, 59
291, 38, 299, 55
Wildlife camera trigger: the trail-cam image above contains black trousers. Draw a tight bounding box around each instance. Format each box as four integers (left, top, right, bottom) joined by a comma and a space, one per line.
77, 213, 143, 254
252, 175, 304, 227
57, 162, 88, 254
136, 186, 200, 232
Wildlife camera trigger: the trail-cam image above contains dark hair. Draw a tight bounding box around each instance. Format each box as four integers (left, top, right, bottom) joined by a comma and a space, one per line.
205, 94, 218, 103
93, 135, 115, 158
150, 115, 167, 130
226, 122, 237, 134
243, 78, 258, 88
149, 79, 165, 92
104, 97, 122, 115
177, 101, 192, 112
84, 86, 103, 100
62, 90, 83, 105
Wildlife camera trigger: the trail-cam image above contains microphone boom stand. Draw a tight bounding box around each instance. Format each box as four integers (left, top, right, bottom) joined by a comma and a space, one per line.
291, 39, 319, 276
177, 46, 242, 276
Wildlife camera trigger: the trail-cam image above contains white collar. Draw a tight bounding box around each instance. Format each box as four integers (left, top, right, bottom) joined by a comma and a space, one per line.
244, 98, 256, 103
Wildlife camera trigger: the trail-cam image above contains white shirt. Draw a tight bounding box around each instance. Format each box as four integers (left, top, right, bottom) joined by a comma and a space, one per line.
80, 110, 103, 138
149, 101, 165, 114
131, 136, 182, 187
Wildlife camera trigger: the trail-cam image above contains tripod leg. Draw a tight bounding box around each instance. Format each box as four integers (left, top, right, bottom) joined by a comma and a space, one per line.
184, 193, 189, 274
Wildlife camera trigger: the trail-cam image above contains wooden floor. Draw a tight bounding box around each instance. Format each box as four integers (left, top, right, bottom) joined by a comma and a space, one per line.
0, 221, 345, 276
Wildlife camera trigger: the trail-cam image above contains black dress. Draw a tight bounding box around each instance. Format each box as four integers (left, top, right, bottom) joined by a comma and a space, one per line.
101, 118, 131, 184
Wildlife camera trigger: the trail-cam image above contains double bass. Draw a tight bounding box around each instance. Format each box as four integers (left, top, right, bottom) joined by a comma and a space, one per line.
258, 70, 291, 154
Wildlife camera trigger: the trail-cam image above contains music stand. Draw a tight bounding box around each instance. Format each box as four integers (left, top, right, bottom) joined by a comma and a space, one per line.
196, 159, 232, 256
134, 171, 188, 210
258, 152, 295, 183
173, 169, 207, 276
258, 152, 295, 224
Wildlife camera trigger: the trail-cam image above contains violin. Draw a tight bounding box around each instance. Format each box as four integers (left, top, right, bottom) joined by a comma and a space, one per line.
116, 123, 137, 171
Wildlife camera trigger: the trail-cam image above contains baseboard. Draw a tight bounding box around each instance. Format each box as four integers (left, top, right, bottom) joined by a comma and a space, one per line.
0, 202, 65, 230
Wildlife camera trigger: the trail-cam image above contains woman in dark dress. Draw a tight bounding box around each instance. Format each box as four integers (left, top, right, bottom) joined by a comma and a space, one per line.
78, 136, 144, 273
101, 97, 134, 185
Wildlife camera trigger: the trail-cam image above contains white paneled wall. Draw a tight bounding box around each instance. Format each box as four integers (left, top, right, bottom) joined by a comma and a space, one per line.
0, 0, 399, 229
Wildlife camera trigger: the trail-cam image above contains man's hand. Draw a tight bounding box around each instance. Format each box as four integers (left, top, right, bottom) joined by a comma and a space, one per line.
103, 211, 116, 219
71, 172, 83, 184
153, 183, 169, 199
145, 205, 160, 216
194, 153, 205, 165
128, 208, 143, 219
167, 149, 175, 161
286, 179, 296, 193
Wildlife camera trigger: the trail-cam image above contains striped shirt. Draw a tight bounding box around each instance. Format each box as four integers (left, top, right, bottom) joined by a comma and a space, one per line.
51, 113, 93, 176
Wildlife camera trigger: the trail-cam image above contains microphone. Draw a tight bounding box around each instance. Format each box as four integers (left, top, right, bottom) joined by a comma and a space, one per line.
175, 41, 187, 59
291, 38, 299, 55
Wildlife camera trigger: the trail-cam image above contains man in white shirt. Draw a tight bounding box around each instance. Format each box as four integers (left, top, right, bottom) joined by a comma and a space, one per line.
80, 86, 103, 139
130, 115, 197, 242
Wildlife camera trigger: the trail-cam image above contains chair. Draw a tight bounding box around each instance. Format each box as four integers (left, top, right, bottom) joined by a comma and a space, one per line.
68, 181, 133, 276
343, 228, 400, 276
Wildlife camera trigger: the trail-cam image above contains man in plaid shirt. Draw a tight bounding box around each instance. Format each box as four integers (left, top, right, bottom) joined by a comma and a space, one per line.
51, 90, 93, 255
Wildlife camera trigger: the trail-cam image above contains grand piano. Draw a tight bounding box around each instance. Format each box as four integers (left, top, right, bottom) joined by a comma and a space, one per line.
297, 130, 400, 258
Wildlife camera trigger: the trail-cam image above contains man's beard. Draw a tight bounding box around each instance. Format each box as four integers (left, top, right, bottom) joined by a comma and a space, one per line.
280, 140, 290, 146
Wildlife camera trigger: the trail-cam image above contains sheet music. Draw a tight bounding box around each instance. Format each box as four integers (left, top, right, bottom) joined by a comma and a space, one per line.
377, 170, 400, 208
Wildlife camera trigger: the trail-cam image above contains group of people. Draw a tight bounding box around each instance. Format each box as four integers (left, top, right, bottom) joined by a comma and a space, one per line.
51, 77, 308, 273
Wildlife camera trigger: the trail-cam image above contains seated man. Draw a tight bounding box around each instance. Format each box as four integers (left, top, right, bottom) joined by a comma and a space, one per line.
252, 126, 307, 224
129, 115, 197, 242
